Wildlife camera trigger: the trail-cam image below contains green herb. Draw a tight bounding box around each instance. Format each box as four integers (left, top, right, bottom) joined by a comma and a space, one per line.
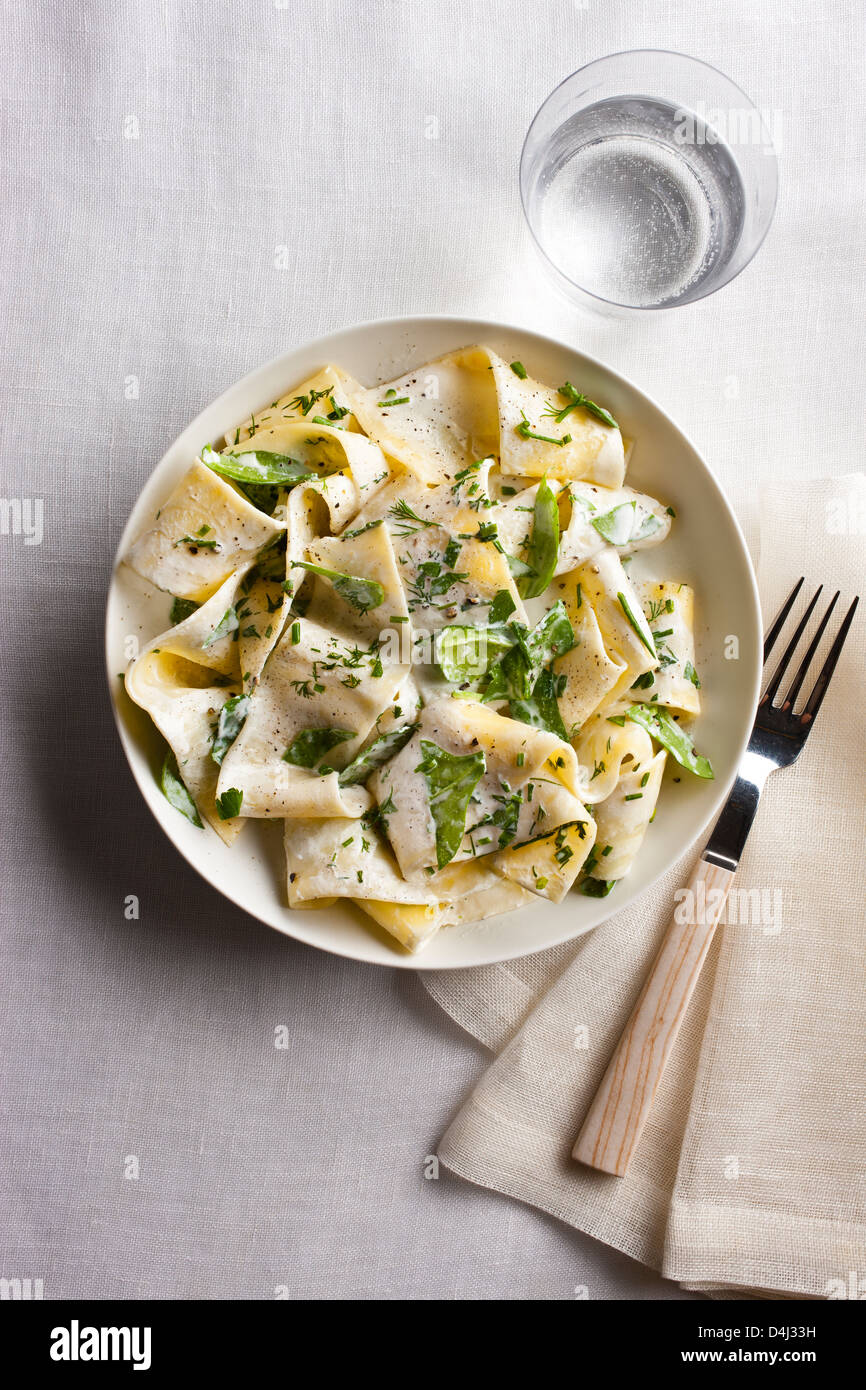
160, 751, 203, 827
579, 877, 617, 897
341, 519, 384, 540
377, 395, 410, 407
389, 499, 436, 535
283, 727, 356, 768
624, 792, 643, 801
684, 661, 701, 689
201, 443, 312, 487
516, 412, 571, 447
617, 591, 657, 657
338, 723, 419, 787
488, 589, 517, 624
405, 554, 469, 610
510, 361, 528, 379
626, 705, 714, 779
202, 606, 239, 649
519, 477, 560, 599
607, 715, 626, 726
415, 740, 486, 869
294, 560, 385, 612
647, 597, 675, 622
290, 621, 301, 644
215, 787, 243, 820
175, 533, 219, 551
451, 461, 482, 493
459, 521, 501, 547
554, 825, 574, 865
545, 382, 618, 430
666, 506, 676, 517
170, 596, 199, 625
211, 694, 250, 766
288, 385, 334, 416
467, 784, 523, 850
363, 789, 397, 836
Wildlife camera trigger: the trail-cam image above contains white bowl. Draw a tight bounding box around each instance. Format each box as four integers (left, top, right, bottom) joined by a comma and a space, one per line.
105, 315, 762, 969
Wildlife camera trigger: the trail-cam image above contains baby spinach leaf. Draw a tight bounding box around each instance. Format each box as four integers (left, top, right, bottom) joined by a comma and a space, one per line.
170, 596, 199, 625
160, 751, 203, 827
294, 560, 385, 612
518, 477, 560, 599
338, 723, 419, 786
506, 554, 535, 581
485, 601, 574, 703
283, 727, 356, 769
211, 694, 250, 766
579, 877, 617, 897
626, 704, 714, 779
435, 624, 516, 683
201, 443, 312, 488
488, 588, 516, 624
509, 668, 569, 740
522, 600, 574, 671
202, 606, 239, 649
592, 500, 637, 546
593, 501, 663, 547
632, 511, 663, 541
415, 740, 486, 869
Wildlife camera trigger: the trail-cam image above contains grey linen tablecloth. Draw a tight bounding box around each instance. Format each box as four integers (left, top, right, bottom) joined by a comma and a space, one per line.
1, 0, 862, 1299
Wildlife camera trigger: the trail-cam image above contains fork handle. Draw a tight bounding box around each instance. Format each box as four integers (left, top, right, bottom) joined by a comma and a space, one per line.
573, 856, 735, 1177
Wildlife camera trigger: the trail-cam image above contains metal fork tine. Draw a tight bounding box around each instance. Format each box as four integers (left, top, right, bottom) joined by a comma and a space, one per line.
763, 577, 804, 663
781, 591, 839, 710
763, 586, 822, 704
800, 596, 859, 725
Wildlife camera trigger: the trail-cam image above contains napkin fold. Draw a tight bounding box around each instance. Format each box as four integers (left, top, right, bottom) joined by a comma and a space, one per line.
425, 475, 866, 1299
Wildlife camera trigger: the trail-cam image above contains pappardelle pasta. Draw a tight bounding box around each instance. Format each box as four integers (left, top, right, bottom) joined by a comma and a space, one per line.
123, 346, 713, 952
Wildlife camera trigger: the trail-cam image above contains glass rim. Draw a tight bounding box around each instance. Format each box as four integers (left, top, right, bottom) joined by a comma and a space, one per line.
518, 48, 780, 312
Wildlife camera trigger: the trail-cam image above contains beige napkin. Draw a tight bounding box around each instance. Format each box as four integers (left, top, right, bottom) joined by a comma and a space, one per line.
425, 475, 866, 1298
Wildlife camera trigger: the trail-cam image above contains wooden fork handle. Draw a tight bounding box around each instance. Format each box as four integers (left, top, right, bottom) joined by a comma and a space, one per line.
573, 857, 735, 1177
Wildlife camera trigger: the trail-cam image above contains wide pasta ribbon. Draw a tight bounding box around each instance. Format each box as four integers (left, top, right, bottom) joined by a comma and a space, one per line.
345, 345, 626, 487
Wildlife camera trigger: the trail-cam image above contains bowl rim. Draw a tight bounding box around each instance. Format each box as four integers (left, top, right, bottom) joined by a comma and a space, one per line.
105, 312, 763, 969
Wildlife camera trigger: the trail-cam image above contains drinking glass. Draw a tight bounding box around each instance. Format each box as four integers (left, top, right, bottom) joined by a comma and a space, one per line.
520, 50, 778, 313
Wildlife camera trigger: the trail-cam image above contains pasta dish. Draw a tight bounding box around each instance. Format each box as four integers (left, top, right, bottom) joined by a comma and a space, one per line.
123, 347, 713, 952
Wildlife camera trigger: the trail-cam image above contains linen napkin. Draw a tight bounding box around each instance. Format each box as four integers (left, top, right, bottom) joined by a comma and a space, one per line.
425, 474, 866, 1299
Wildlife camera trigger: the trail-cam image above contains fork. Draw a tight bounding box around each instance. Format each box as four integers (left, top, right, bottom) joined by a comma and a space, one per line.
573, 579, 859, 1177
